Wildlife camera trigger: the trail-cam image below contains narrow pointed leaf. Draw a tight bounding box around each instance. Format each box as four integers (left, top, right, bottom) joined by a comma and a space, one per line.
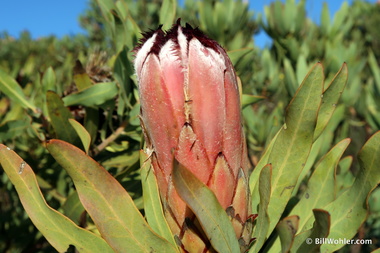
320, 3, 330, 35
68, 119, 91, 154
290, 138, 350, 232
46, 140, 178, 253
62, 82, 118, 107
0, 144, 114, 253
241, 94, 266, 108
314, 63, 348, 140
0, 68, 37, 113
46, 91, 82, 148
227, 48, 253, 66
368, 49, 380, 93
250, 164, 272, 253
140, 151, 177, 248
42, 67, 56, 93
172, 160, 240, 253
159, 0, 176, 30
283, 58, 298, 96
73, 60, 93, 91
266, 63, 324, 235
249, 129, 281, 214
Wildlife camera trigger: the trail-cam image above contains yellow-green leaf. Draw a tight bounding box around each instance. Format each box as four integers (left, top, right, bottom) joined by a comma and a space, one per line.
266, 63, 324, 236
0, 145, 114, 253
68, 119, 91, 154
172, 160, 240, 253
140, 151, 177, 248
0, 68, 37, 113
314, 63, 348, 140
250, 164, 272, 253
320, 131, 380, 252
63, 82, 118, 107
277, 216, 299, 253
46, 140, 178, 253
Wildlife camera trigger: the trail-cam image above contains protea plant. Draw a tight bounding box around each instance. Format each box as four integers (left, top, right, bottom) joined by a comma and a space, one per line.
134, 20, 253, 252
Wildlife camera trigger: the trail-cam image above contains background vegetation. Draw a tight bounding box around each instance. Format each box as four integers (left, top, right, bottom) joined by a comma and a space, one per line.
1, 0, 380, 252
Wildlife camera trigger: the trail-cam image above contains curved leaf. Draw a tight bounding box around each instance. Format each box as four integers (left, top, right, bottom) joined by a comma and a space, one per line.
0, 68, 37, 113
62, 82, 118, 107
250, 164, 272, 253
46, 91, 82, 146
277, 216, 299, 253
242, 94, 266, 108
266, 63, 324, 235
290, 138, 351, 232
68, 119, 91, 154
46, 139, 178, 253
172, 160, 240, 253
314, 63, 348, 140
320, 131, 380, 252
159, 0, 176, 30
140, 151, 177, 248
292, 209, 330, 252
0, 144, 114, 253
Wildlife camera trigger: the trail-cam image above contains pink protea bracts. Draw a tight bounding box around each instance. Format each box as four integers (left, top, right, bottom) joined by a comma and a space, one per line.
134, 20, 252, 252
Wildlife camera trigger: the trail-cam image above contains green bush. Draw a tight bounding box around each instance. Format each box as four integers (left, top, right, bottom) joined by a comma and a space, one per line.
0, 0, 379, 252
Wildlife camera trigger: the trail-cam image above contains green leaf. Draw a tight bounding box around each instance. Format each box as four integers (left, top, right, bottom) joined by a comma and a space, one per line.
296, 54, 309, 86
241, 94, 266, 108
292, 133, 324, 197
159, 0, 176, 30
290, 138, 351, 232
140, 151, 177, 248
249, 164, 272, 253
249, 130, 281, 214
62, 82, 118, 107
68, 119, 91, 154
283, 57, 298, 96
42, 67, 57, 93
265, 63, 324, 236
46, 91, 82, 148
0, 116, 31, 142
102, 150, 140, 168
335, 156, 354, 195
329, 2, 348, 38
314, 63, 348, 140
62, 191, 86, 225
0, 68, 37, 113
320, 131, 380, 252
276, 216, 299, 253
46, 139, 178, 253
227, 48, 254, 66
0, 145, 114, 253
172, 160, 240, 253
291, 209, 330, 252
113, 47, 134, 117
368, 49, 380, 93
320, 2, 330, 35
283, 0, 295, 33
73, 60, 93, 91
84, 107, 99, 145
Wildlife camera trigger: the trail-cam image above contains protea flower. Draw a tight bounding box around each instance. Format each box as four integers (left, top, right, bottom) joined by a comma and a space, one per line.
134, 20, 253, 252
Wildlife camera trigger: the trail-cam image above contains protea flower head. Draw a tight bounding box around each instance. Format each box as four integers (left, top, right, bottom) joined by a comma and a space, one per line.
134, 20, 253, 252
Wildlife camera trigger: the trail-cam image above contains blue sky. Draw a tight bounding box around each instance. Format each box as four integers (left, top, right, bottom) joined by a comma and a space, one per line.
0, 0, 377, 48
